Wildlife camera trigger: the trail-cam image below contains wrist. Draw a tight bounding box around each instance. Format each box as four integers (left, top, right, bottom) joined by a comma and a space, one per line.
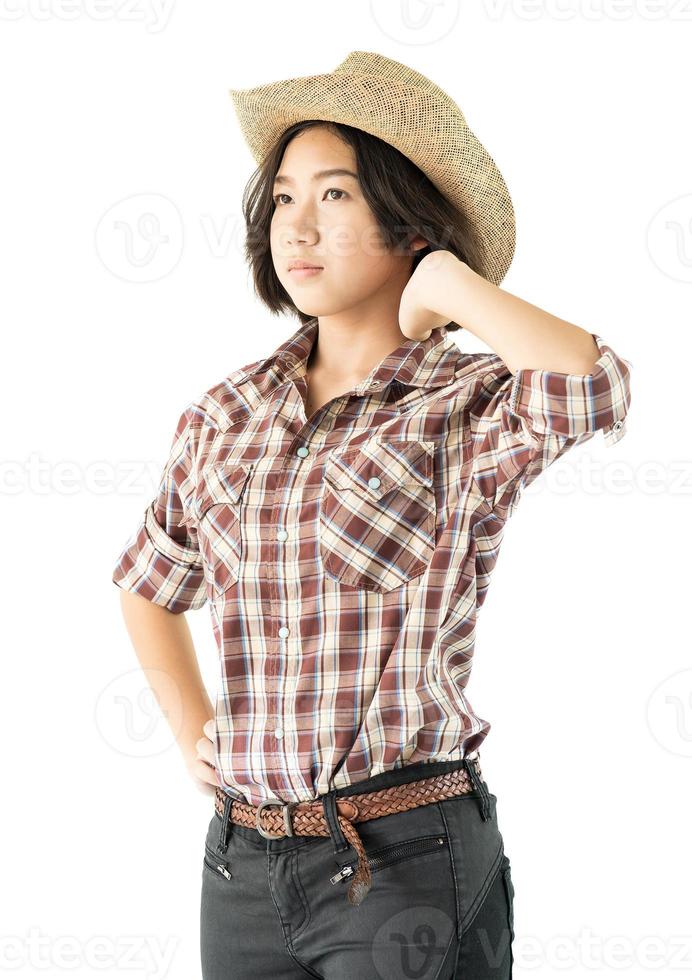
419, 251, 469, 321
436, 253, 474, 323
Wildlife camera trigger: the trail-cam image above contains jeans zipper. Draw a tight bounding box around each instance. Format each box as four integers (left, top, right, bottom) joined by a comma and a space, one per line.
204, 845, 232, 881
330, 834, 447, 884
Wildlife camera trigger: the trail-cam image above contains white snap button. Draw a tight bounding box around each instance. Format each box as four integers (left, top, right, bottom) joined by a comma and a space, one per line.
612, 419, 624, 432
278, 626, 289, 638
274, 728, 284, 739
368, 476, 381, 490
296, 446, 309, 458
277, 529, 288, 541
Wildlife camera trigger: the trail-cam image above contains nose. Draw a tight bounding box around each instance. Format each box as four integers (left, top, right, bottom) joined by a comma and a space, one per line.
285, 218, 319, 247
277, 199, 320, 248
279, 225, 320, 253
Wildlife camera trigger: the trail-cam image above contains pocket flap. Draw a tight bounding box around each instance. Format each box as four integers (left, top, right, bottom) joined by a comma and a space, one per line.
325, 440, 434, 500
177, 462, 253, 525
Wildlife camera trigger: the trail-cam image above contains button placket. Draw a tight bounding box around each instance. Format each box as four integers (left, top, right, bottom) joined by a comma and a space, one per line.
266, 438, 314, 765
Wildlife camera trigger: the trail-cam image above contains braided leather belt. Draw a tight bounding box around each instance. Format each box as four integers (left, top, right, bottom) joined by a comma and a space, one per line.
213, 757, 484, 906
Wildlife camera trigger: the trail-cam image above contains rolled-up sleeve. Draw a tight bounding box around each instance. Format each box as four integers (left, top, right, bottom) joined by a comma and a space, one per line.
112, 403, 208, 613
507, 333, 631, 447
471, 333, 632, 517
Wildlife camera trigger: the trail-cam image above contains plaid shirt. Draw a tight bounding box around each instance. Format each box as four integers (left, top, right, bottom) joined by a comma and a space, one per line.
112, 318, 632, 806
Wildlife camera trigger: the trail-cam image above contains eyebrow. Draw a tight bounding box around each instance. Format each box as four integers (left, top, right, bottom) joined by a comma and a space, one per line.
273, 168, 359, 186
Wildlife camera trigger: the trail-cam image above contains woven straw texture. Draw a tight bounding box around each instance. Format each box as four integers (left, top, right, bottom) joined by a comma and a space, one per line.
228, 50, 515, 285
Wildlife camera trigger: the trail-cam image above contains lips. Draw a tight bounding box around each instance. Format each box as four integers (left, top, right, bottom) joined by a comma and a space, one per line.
288, 261, 324, 281
288, 261, 323, 271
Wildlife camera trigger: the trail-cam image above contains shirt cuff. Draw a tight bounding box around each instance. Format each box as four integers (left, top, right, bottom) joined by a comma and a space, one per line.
507, 332, 631, 448
112, 503, 207, 613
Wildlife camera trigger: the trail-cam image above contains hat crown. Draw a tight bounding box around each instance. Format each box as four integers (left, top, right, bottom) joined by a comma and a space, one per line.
334, 50, 456, 107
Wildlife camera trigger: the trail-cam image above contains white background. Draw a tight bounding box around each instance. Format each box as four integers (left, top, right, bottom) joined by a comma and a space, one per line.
1, 2, 689, 978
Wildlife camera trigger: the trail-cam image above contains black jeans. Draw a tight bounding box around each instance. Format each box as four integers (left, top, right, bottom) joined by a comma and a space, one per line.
200, 756, 515, 979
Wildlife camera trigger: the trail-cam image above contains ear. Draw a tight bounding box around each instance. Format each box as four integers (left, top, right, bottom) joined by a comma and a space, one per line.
409, 235, 429, 252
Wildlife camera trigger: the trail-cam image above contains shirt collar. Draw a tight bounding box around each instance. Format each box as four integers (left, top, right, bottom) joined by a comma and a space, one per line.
229, 316, 461, 393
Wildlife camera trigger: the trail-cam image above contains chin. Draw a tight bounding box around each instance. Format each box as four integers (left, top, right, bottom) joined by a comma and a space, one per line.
289, 296, 348, 318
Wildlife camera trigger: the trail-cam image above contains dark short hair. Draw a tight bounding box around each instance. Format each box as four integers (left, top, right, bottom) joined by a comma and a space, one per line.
238, 119, 486, 331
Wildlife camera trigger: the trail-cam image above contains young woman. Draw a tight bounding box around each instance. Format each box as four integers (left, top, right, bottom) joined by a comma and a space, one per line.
113, 51, 631, 979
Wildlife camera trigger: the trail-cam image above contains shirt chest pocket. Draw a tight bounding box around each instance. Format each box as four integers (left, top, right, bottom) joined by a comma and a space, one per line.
319, 440, 437, 593
185, 463, 253, 597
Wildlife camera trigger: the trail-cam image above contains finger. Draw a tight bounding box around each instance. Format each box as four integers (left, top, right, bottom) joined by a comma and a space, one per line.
190, 773, 216, 797
195, 736, 215, 766
191, 756, 221, 787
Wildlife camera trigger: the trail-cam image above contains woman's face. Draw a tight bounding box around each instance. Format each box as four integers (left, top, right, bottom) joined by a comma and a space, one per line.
270, 125, 425, 318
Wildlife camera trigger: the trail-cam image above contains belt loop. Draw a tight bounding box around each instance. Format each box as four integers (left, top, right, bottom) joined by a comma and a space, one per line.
321, 789, 350, 854
463, 756, 491, 821
217, 793, 234, 854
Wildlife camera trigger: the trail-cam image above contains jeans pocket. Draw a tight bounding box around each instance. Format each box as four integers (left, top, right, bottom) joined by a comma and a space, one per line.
202, 812, 236, 890
366, 832, 449, 876
203, 843, 233, 882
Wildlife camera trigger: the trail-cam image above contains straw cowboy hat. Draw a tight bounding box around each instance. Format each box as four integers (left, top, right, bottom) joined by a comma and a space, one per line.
228, 49, 515, 286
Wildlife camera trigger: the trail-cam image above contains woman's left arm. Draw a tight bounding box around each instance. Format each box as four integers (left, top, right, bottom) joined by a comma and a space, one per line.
399, 250, 602, 374
399, 250, 633, 518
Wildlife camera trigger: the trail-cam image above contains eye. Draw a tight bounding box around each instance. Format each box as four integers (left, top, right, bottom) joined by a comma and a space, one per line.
271, 187, 350, 206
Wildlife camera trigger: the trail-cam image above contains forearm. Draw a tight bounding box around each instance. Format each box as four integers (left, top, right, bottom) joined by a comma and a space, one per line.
437, 256, 601, 376
117, 589, 214, 769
